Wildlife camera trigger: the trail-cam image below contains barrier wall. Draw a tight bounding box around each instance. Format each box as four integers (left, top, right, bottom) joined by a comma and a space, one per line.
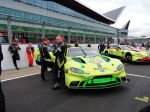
1, 44, 99, 70
1, 44, 38, 70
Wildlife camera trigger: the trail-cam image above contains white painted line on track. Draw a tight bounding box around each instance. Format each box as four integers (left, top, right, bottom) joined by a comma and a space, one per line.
1, 72, 40, 82
127, 73, 150, 79
2, 72, 150, 82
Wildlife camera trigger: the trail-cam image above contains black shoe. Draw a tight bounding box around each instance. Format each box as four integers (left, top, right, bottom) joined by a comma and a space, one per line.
41, 78, 45, 81
16, 68, 20, 70
52, 82, 60, 90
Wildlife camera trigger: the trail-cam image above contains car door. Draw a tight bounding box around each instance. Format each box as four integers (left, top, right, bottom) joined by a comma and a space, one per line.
114, 46, 124, 57
108, 45, 116, 55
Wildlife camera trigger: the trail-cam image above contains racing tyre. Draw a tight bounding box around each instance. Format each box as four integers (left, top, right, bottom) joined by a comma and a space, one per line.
126, 54, 132, 62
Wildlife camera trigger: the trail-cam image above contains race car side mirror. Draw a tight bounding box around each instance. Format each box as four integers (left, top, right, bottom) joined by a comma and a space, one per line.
116, 48, 119, 50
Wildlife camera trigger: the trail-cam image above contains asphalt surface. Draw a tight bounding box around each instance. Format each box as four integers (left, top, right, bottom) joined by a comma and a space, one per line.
2, 61, 150, 112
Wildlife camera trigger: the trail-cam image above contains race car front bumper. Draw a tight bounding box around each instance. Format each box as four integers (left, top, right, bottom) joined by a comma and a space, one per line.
68, 75, 128, 89
136, 57, 150, 62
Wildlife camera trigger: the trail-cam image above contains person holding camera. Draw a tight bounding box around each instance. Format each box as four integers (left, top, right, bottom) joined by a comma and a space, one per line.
8, 40, 21, 70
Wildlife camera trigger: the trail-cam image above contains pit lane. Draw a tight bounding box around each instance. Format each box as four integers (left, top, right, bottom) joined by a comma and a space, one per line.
2, 62, 150, 112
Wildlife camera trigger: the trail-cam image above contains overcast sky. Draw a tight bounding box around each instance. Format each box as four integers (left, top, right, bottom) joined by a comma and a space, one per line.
77, 0, 150, 37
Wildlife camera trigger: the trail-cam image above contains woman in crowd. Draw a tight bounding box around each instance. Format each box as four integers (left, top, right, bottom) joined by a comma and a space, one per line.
26, 43, 34, 67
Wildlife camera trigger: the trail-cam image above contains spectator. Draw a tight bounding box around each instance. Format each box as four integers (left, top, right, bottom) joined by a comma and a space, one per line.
107, 41, 110, 49
87, 42, 91, 48
131, 41, 136, 47
0, 33, 6, 43
80, 40, 83, 44
0, 39, 6, 112
98, 41, 105, 54
70, 37, 75, 44
142, 43, 145, 47
146, 41, 150, 50
126, 40, 130, 45
8, 40, 21, 70
37, 36, 42, 44
26, 43, 34, 67
120, 41, 125, 45
75, 41, 79, 47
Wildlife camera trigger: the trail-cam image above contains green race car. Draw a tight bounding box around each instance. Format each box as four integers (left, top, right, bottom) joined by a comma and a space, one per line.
64, 47, 128, 89
34, 47, 128, 89
105, 44, 150, 62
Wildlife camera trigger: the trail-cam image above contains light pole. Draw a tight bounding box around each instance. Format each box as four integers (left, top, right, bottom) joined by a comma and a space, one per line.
42, 21, 45, 38
117, 29, 119, 45
7, 16, 12, 45
68, 26, 71, 44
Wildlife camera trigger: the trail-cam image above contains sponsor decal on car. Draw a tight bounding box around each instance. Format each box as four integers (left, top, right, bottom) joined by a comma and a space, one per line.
87, 58, 104, 64
93, 64, 108, 72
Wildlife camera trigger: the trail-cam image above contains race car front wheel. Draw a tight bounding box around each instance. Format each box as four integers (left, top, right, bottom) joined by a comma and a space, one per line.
126, 54, 132, 62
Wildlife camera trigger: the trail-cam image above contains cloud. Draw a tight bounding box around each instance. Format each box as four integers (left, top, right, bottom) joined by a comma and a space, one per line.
77, 0, 150, 37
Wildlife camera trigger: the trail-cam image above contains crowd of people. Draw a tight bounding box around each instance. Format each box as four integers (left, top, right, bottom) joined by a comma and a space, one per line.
120, 40, 150, 50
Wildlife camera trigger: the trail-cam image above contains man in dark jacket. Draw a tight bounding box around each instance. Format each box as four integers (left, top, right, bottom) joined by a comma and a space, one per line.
8, 40, 21, 70
39, 38, 54, 81
0, 44, 6, 112
74, 41, 79, 47
52, 35, 67, 90
98, 41, 105, 54
87, 42, 91, 48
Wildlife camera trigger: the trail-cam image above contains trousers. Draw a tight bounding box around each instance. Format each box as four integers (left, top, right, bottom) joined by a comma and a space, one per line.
41, 61, 54, 80
27, 54, 34, 65
12, 55, 19, 69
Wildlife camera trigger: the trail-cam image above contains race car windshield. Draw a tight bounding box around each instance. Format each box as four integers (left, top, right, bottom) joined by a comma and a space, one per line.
68, 48, 86, 57
120, 45, 136, 50
68, 48, 99, 57
82, 48, 100, 56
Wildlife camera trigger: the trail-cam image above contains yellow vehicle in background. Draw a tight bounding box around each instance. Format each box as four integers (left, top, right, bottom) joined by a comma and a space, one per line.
105, 45, 150, 62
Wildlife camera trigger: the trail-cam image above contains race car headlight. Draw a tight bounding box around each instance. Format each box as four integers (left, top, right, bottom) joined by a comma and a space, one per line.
117, 64, 123, 71
70, 67, 84, 74
135, 53, 142, 56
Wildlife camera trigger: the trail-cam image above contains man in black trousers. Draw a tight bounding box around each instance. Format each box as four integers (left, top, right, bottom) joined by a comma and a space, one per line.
39, 38, 54, 81
8, 40, 21, 70
98, 41, 105, 54
52, 35, 67, 90
0, 43, 6, 112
